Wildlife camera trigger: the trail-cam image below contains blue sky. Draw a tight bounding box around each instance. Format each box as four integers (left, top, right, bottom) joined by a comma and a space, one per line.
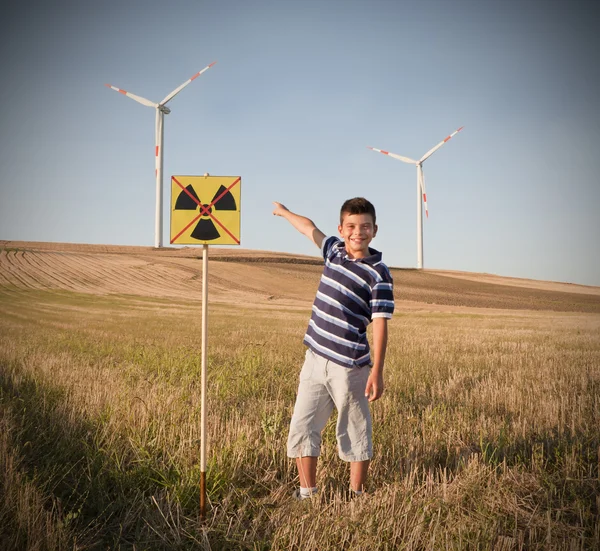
1, 0, 598, 286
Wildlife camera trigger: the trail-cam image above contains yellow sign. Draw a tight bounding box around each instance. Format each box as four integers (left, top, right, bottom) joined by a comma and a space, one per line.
170, 175, 241, 245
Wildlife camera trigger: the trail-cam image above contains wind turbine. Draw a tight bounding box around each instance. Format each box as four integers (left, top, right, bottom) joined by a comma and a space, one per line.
105, 62, 216, 248
368, 126, 463, 269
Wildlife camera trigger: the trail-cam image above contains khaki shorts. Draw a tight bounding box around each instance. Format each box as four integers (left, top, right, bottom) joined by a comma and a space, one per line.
287, 348, 372, 462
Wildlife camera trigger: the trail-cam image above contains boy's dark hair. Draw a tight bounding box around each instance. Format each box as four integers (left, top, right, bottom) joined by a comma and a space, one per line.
340, 197, 376, 225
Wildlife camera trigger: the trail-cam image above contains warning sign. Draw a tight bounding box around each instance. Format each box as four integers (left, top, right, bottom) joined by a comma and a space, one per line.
170, 175, 241, 245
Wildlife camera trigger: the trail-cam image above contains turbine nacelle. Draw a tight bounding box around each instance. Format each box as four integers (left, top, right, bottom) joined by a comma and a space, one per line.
159, 105, 171, 115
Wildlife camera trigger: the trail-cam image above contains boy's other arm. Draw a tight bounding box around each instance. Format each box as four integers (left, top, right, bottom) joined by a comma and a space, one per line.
365, 317, 388, 402
272, 202, 326, 249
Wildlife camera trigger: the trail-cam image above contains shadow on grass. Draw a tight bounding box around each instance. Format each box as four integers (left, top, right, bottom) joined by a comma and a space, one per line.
0, 360, 208, 550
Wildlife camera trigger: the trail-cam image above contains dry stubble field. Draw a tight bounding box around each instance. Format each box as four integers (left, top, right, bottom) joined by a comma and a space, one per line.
1, 241, 599, 550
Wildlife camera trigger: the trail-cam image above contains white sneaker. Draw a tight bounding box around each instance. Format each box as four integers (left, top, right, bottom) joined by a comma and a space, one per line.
292, 488, 317, 501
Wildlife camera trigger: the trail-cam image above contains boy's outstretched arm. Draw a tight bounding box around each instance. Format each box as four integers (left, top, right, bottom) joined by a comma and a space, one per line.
365, 317, 388, 402
272, 202, 326, 249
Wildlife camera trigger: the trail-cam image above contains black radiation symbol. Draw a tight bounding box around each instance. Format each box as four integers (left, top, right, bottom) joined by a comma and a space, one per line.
174, 184, 237, 240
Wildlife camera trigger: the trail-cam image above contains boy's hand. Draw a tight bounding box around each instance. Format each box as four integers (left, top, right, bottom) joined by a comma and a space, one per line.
365, 370, 384, 402
272, 202, 326, 249
272, 202, 289, 217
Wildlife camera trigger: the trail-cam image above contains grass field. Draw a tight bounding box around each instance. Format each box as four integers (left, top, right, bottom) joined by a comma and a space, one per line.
1, 243, 599, 550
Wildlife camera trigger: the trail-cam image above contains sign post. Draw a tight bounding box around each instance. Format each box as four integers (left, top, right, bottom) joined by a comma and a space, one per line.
200, 243, 208, 518
170, 174, 241, 521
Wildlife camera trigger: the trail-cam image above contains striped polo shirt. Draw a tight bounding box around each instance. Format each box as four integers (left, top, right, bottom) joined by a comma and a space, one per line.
303, 236, 395, 368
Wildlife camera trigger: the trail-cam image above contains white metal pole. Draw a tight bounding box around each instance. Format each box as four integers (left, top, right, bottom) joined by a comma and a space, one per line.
154, 110, 164, 248
200, 244, 208, 520
417, 165, 423, 269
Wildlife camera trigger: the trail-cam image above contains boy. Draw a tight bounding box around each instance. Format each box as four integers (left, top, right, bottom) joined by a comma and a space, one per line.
272, 197, 394, 499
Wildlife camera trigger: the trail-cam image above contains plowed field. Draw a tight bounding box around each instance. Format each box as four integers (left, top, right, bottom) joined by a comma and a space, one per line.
1, 240, 599, 313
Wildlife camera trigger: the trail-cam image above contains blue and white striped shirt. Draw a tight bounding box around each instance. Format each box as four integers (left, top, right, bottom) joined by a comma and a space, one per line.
304, 236, 395, 367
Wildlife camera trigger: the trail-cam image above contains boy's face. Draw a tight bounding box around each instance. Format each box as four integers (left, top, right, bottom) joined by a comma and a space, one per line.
338, 213, 377, 259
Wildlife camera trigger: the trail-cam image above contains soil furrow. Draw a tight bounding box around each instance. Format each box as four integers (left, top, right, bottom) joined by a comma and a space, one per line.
24, 251, 81, 291
128, 260, 194, 295
54, 252, 126, 294
2, 251, 40, 290
48, 252, 102, 289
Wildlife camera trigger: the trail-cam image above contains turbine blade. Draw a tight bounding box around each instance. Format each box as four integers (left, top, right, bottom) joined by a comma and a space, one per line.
418, 166, 429, 218
160, 61, 216, 105
367, 147, 417, 164
419, 126, 464, 163
104, 84, 157, 108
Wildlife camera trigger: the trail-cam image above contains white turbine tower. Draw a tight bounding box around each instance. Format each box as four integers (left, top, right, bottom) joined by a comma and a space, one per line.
369, 126, 463, 269
105, 61, 216, 248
